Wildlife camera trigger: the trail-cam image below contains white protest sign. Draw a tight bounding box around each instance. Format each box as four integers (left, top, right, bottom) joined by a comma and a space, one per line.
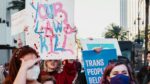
11, 9, 29, 36
80, 38, 122, 56
25, 0, 77, 59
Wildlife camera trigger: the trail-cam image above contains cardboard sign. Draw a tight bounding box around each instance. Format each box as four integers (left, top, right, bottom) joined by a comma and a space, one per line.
82, 49, 117, 84
25, 0, 77, 59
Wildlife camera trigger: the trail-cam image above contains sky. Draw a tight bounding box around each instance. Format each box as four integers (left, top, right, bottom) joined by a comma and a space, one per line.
75, 0, 120, 38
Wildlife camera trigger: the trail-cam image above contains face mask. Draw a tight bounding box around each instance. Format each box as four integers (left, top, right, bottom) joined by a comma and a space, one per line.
148, 62, 150, 66
110, 74, 130, 84
26, 65, 40, 80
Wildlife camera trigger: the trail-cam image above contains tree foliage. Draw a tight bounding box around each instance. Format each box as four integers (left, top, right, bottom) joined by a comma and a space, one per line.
105, 24, 128, 40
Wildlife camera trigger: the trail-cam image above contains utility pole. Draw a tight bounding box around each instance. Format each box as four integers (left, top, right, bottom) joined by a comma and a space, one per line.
145, 0, 149, 64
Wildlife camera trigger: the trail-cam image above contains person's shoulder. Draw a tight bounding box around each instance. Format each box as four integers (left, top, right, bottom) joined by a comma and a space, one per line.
138, 66, 149, 74
141, 66, 148, 70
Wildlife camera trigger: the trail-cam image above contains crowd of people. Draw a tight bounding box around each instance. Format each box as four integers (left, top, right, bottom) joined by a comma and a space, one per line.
0, 45, 150, 84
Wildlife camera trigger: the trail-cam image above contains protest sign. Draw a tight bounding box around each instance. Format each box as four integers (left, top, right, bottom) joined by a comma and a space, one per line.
82, 49, 117, 84
11, 9, 29, 36
24, 0, 76, 59
80, 38, 122, 56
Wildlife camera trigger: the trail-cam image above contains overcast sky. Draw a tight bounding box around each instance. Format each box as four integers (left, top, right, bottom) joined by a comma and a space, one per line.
75, 0, 120, 38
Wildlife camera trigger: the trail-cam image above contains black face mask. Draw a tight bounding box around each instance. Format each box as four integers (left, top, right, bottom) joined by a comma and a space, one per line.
110, 74, 130, 84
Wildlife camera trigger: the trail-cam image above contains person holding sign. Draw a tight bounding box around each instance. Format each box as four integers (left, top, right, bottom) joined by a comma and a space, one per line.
3, 46, 41, 84
137, 51, 150, 84
39, 60, 77, 84
100, 60, 135, 84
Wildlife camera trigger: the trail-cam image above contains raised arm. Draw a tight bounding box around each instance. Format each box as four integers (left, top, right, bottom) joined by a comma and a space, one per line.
13, 58, 40, 84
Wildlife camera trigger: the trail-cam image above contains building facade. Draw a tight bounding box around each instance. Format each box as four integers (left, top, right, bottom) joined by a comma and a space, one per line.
0, 0, 18, 46
120, 0, 146, 41
0, 0, 18, 65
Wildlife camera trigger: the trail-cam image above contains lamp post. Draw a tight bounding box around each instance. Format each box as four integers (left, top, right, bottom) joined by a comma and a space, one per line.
134, 16, 142, 44
137, 0, 141, 41
127, 31, 130, 40
134, 0, 143, 43
137, 12, 141, 42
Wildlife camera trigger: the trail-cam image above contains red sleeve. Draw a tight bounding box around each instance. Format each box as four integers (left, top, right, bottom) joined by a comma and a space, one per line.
40, 70, 48, 76
63, 60, 77, 75
62, 60, 77, 84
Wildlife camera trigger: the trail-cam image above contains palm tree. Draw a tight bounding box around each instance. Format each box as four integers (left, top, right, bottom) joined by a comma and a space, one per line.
7, 0, 25, 11
120, 31, 128, 40
105, 24, 127, 40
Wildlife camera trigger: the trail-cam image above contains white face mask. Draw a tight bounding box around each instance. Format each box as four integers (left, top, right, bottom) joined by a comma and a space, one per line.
148, 62, 150, 66
26, 65, 40, 80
